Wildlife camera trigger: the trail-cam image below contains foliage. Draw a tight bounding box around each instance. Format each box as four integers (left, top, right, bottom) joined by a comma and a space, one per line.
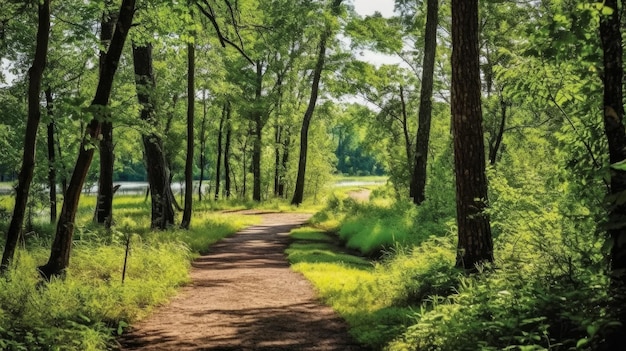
0, 195, 254, 350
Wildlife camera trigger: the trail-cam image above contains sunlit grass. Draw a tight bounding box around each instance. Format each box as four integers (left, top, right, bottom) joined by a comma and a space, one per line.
0, 193, 257, 350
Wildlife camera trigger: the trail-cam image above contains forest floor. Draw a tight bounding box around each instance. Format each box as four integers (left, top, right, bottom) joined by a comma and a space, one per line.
117, 210, 366, 351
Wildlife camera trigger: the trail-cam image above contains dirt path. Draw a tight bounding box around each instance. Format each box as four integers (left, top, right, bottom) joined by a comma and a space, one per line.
118, 212, 365, 351
347, 189, 371, 202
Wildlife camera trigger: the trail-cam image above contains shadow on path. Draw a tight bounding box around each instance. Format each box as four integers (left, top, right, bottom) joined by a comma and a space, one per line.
118, 212, 366, 351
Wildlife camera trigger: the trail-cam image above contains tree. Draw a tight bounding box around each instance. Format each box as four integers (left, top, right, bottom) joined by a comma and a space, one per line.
95, 1, 118, 227
133, 43, 175, 229
599, 0, 626, 345
1, 0, 51, 271
451, 0, 493, 270
409, 0, 438, 205
38, 0, 136, 280
181, 34, 195, 229
292, 0, 343, 205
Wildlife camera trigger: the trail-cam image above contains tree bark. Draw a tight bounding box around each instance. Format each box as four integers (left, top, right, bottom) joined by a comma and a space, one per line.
291, 31, 328, 205
95, 3, 117, 227
215, 102, 226, 200
399, 85, 412, 169
133, 43, 175, 230
451, 0, 493, 270
224, 105, 232, 198
1, 0, 51, 271
45, 88, 56, 224
410, 0, 438, 205
599, 0, 626, 346
488, 96, 507, 165
38, 0, 136, 279
252, 62, 263, 202
198, 91, 207, 201
274, 124, 281, 197
279, 128, 290, 197
181, 40, 195, 229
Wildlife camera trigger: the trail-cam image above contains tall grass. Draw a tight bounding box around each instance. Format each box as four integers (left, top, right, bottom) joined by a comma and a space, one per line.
0, 194, 257, 350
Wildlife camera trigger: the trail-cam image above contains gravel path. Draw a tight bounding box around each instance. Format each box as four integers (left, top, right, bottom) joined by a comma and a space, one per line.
118, 212, 365, 351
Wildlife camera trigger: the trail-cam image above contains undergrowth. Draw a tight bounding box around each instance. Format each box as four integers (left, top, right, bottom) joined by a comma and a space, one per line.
293, 174, 619, 350
0, 195, 257, 350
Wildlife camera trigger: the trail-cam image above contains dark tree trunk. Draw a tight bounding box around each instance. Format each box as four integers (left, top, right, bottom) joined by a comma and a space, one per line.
38, 0, 136, 280
215, 102, 226, 200
181, 40, 195, 229
451, 0, 493, 270
132, 43, 175, 230
1, 0, 51, 271
291, 31, 329, 205
224, 106, 232, 198
410, 0, 438, 205
198, 92, 207, 201
279, 128, 290, 197
45, 88, 56, 224
291, 0, 342, 205
274, 124, 281, 197
599, 0, 626, 346
399, 85, 412, 168
252, 62, 263, 202
488, 96, 507, 165
95, 4, 117, 227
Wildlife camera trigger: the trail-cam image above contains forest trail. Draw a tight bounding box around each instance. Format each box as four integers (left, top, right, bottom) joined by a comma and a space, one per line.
118, 211, 365, 351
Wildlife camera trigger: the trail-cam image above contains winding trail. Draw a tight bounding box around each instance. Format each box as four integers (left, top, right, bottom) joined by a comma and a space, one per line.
118, 212, 365, 351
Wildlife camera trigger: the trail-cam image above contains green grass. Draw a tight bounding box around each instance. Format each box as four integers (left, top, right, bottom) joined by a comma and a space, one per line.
0, 194, 257, 350
286, 226, 459, 349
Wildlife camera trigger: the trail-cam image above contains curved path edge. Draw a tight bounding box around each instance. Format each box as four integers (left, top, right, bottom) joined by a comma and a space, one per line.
117, 212, 365, 351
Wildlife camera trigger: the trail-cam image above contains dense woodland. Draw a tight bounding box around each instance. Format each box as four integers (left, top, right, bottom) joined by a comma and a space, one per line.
1, 0, 626, 349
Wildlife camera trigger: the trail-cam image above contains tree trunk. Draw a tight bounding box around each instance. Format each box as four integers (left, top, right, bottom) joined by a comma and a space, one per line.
45, 88, 56, 224
279, 128, 290, 197
399, 85, 412, 169
451, 0, 493, 270
181, 40, 195, 229
1, 0, 51, 272
252, 62, 263, 202
224, 105, 232, 198
198, 91, 207, 201
95, 4, 117, 227
410, 0, 438, 205
133, 43, 175, 229
599, 0, 626, 346
274, 124, 281, 197
488, 96, 507, 165
291, 30, 329, 205
215, 102, 226, 200
38, 0, 136, 280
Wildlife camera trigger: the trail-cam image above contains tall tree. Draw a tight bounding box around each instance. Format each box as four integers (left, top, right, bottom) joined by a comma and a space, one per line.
451, 0, 493, 270
38, 0, 136, 279
1, 0, 51, 271
133, 43, 175, 229
292, 0, 343, 205
599, 0, 626, 345
224, 104, 232, 198
409, 0, 438, 205
45, 88, 56, 223
181, 37, 195, 229
215, 101, 226, 200
95, 2, 118, 227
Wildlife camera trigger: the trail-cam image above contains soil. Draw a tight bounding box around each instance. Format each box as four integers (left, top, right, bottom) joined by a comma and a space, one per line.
117, 211, 366, 351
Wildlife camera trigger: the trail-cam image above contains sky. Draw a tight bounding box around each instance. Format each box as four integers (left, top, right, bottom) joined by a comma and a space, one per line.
349, 0, 403, 67
352, 0, 396, 17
